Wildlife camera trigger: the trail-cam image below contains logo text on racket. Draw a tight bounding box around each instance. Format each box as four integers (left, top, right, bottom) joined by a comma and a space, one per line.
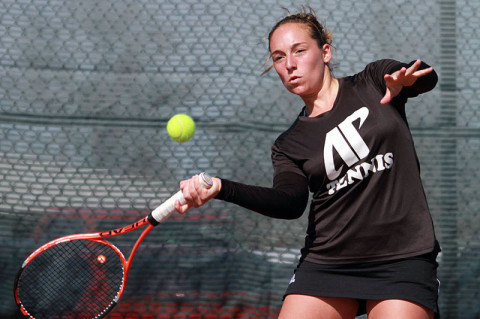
100, 217, 148, 237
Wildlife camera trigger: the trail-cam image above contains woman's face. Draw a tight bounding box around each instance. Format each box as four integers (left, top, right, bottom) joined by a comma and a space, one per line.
269, 23, 331, 98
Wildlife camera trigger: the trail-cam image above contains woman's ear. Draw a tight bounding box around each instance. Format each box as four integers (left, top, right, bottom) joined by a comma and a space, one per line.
322, 43, 332, 63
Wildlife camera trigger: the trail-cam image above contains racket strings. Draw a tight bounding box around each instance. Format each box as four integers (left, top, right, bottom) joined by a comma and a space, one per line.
17, 240, 124, 319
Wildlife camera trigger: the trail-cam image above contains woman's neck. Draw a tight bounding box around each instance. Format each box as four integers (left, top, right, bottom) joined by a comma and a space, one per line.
303, 76, 339, 117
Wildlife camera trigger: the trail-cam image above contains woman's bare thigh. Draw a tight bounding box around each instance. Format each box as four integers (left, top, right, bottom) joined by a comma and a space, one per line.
279, 294, 359, 319
367, 299, 434, 319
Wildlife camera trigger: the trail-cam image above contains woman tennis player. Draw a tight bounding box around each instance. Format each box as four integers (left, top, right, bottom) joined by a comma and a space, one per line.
176, 7, 441, 319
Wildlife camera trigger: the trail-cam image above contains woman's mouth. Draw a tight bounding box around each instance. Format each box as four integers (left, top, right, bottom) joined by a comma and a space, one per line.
288, 76, 300, 83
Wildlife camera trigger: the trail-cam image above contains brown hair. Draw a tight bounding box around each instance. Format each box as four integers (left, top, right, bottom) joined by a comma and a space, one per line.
263, 7, 334, 74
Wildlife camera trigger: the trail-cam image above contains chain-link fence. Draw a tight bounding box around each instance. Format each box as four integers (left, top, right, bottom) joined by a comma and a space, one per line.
1, 0, 478, 318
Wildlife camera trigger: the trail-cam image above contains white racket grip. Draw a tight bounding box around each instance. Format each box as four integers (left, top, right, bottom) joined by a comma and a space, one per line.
148, 172, 213, 225
150, 190, 185, 223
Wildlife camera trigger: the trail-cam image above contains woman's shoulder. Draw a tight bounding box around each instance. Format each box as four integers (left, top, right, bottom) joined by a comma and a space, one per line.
273, 116, 302, 148
354, 59, 403, 80
345, 59, 404, 92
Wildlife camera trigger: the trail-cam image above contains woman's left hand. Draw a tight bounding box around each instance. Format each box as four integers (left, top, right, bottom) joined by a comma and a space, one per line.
380, 59, 434, 105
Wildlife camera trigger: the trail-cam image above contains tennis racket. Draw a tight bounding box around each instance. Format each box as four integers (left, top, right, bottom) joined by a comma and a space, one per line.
14, 172, 213, 319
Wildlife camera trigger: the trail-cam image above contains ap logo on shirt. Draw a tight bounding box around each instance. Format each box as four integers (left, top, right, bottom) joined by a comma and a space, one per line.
324, 107, 370, 180
323, 107, 394, 195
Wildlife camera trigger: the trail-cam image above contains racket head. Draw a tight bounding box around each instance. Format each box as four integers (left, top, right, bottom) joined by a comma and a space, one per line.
14, 237, 126, 319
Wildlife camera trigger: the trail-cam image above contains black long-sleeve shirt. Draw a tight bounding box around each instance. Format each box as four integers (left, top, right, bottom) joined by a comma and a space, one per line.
216, 60, 439, 264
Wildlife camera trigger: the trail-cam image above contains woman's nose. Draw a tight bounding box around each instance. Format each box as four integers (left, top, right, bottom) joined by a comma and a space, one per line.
285, 55, 296, 71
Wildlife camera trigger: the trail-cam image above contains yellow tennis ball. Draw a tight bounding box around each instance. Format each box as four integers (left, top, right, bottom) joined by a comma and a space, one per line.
166, 114, 196, 143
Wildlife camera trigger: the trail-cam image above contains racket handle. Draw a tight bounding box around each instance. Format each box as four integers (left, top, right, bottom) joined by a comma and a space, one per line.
148, 172, 213, 225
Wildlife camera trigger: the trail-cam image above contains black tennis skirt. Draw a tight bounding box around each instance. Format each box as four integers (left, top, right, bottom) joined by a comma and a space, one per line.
284, 251, 440, 318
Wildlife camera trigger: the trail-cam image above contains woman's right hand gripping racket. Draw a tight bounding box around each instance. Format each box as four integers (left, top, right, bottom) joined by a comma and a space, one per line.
13, 173, 213, 319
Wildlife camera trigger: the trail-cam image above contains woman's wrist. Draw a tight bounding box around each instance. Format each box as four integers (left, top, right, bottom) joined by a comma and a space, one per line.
213, 177, 222, 196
